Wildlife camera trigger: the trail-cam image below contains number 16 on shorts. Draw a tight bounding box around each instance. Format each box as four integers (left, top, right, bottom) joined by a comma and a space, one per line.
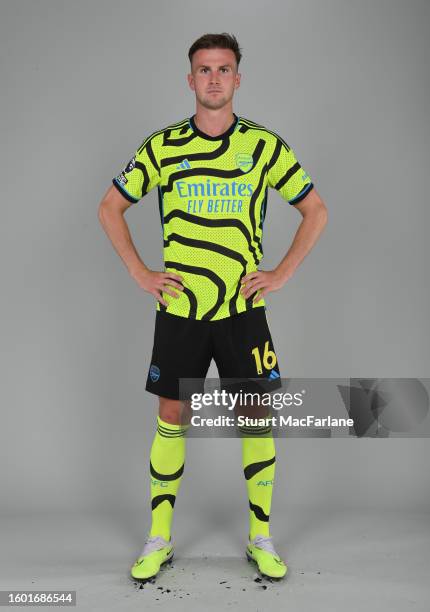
251, 341, 277, 375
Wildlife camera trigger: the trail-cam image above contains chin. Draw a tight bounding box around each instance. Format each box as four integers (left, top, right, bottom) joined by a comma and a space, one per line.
202, 97, 229, 110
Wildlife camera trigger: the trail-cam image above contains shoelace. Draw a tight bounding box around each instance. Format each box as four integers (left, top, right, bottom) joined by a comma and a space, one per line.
140, 535, 171, 557
250, 535, 278, 556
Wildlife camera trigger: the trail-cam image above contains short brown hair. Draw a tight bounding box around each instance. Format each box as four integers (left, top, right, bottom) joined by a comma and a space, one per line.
188, 33, 242, 69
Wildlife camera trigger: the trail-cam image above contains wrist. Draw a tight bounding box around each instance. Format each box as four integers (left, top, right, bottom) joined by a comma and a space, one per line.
127, 260, 149, 278
274, 262, 295, 284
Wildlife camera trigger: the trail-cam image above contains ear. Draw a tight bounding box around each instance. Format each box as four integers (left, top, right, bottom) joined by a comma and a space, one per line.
235, 72, 241, 89
187, 73, 195, 91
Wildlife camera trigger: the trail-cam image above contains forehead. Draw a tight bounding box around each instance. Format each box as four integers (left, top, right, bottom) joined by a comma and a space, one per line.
192, 47, 236, 68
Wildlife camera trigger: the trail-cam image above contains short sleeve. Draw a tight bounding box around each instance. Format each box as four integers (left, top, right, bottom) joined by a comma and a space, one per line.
267, 135, 314, 205
112, 133, 161, 204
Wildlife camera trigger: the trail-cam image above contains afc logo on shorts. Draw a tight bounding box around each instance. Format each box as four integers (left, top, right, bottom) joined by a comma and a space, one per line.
149, 364, 161, 382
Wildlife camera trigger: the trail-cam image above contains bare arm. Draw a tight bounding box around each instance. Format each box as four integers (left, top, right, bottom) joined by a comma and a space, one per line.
241, 187, 328, 302
97, 184, 183, 306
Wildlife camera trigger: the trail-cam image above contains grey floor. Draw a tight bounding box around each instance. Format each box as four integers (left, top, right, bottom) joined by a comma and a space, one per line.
1, 508, 429, 611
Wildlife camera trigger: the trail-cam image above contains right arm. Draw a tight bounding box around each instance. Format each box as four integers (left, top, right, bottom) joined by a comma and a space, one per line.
97, 184, 183, 307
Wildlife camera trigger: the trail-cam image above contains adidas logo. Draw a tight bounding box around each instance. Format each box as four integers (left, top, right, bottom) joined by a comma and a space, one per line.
268, 369, 280, 380
176, 159, 191, 170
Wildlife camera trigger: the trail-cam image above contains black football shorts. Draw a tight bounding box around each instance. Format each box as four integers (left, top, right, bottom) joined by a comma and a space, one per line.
145, 305, 282, 400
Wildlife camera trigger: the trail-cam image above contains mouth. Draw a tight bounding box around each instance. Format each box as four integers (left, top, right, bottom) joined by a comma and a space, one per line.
208, 90, 222, 93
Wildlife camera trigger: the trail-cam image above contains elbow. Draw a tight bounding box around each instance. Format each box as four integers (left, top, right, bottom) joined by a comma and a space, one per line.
319, 208, 328, 235
98, 199, 111, 228
97, 200, 106, 225
320, 201, 328, 227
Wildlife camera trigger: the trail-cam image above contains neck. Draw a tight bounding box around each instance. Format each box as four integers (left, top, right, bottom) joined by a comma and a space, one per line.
193, 106, 235, 137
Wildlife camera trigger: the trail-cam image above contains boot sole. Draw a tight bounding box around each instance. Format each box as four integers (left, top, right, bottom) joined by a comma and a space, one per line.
246, 551, 286, 581
130, 552, 174, 584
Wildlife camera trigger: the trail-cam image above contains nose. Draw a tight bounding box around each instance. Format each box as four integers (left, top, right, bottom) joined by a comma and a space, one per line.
210, 71, 220, 84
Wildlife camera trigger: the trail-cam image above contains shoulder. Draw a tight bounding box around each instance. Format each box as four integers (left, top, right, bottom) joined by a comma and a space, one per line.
136, 117, 191, 155
156, 116, 191, 137
237, 116, 291, 151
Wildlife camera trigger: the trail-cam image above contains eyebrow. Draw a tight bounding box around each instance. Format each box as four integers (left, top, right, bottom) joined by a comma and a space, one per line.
197, 64, 233, 69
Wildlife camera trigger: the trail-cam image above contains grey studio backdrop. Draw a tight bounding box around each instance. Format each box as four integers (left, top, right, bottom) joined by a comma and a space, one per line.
1, 0, 429, 607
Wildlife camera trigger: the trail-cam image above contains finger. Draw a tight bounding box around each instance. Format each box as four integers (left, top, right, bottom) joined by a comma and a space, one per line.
164, 272, 184, 283
241, 275, 266, 293
240, 279, 260, 294
241, 271, 261, 284
155, 279, 178, 291
153, 290, 168, 307
164, 280, 184, 290
243, 282, 265, 299
163, 287, 180, 299
253, 288, 269, 304
241, 272, 260, 284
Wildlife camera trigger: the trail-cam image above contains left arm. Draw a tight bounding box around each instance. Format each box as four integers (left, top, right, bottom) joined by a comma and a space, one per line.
240, 188, 328, 303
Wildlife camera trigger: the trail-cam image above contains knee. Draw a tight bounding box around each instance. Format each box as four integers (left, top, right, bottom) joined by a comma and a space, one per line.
159, 397, 191, 425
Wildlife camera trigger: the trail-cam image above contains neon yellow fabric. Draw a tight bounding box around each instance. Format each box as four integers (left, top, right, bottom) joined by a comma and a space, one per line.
239, 422, 276, 539
113, 114, 314, 320
149, 416, 188, 541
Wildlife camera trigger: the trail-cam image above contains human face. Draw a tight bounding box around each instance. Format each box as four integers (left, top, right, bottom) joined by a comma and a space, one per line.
188, 48, 241, 110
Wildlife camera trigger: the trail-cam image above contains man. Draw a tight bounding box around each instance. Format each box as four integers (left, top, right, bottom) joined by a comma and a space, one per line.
98, 32, 327, 583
